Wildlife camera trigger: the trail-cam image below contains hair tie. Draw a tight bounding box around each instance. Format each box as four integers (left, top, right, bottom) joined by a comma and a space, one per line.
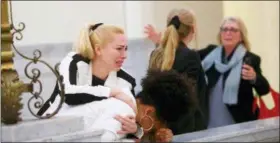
168, 16, 180, 29
90, 23, 103, 31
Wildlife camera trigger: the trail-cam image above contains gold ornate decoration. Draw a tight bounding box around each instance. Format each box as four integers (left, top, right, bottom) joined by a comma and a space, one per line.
1, 1, 65, 124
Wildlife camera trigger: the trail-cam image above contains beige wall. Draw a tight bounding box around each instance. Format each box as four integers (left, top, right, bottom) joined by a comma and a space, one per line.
124, 1, 156, 38
223, 1, 279, 92
11, 1, 126, 46
11, 1, 223, 49
153, 1, 224, 49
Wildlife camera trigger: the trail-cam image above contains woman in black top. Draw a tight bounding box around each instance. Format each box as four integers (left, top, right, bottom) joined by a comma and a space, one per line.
145, 8, 208, 134
198, 17, 269, 128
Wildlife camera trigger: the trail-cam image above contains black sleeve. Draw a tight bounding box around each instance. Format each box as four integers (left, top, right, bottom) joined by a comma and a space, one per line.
65, 93, 107, 105
131, 87, 136, 97
182, 51, 208, 129
251, 55, 270, 96
182, 50, 203, 81
181, 51, 202, 108
197, 44, 217, 60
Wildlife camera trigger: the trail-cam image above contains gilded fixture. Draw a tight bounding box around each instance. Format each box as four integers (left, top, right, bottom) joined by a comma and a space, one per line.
1, 1, 65, 124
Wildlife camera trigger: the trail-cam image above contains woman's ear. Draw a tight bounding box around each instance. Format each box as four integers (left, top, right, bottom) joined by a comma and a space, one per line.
94, 44, 101, 56
144, 106, 156, 116
191, 24, 196, 34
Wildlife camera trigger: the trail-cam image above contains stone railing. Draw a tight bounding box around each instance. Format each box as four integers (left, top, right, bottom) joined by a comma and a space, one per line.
2, 116, 279, 142
173, 117, 279, 142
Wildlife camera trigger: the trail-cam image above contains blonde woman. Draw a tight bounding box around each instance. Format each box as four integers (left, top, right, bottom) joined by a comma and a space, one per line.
199, 17, 269, 128
37, 23, 143, 141
145, 8, 208, 134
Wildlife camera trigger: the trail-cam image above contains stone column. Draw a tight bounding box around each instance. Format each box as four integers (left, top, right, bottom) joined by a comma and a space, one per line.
123, 1, 155, 39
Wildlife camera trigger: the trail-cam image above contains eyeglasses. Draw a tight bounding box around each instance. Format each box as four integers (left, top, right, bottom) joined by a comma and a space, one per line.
220, 27, 240, 33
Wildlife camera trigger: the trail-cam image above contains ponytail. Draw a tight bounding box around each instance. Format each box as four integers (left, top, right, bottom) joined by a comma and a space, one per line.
161, 25, 179, 70
75, 24, 94, 60
149, 25, 179, 71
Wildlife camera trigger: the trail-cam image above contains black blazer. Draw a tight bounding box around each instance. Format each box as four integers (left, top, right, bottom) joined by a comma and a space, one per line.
172, 42, 208, 131
198, 44, 270, 123
150, 42, 208, 134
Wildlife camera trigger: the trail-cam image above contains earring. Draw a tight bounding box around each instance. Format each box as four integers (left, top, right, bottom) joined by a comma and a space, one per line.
140, 115, 154, 131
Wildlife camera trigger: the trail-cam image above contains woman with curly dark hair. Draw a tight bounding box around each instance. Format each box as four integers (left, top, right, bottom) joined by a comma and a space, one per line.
135, 69, 198, 142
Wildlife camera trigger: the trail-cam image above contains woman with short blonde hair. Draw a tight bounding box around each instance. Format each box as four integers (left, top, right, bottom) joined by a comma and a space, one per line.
199, 16, 269, 128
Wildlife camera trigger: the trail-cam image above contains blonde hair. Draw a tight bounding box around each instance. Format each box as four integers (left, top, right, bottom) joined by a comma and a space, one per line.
74, 23, 124, 60
217, 16, 251, 51
149, 8, 197, 71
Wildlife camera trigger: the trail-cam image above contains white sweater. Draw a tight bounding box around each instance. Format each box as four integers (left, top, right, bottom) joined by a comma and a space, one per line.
38, 52, 143, 141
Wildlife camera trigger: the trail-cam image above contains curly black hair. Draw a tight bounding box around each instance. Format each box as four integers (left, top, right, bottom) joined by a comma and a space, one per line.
137, 69, 198, 134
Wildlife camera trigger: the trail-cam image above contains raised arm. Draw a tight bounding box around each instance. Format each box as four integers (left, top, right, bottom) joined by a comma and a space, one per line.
196, 44, 217, 61
144, 24, 161, 46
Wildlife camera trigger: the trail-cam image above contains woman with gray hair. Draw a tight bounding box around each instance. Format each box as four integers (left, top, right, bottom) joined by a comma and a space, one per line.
199, 16, 269, 128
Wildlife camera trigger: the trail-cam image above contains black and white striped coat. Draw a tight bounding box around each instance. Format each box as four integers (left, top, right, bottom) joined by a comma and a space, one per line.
38, 52, 143, 140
